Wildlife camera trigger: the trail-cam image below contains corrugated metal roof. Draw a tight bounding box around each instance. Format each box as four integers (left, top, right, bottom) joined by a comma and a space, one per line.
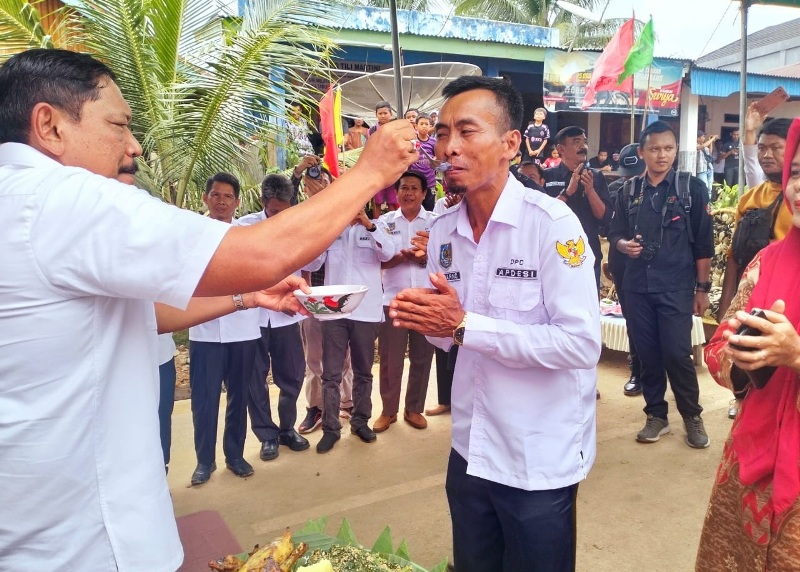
335, 6, 556, 48
696, 17, 800, 64
690, 65, 800, 97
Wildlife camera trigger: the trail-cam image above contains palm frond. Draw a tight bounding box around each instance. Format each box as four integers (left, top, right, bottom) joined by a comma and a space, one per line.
0, 0, 52, 55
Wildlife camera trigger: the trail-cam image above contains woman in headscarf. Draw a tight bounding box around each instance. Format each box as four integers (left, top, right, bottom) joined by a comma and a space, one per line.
696, 118, 800, 570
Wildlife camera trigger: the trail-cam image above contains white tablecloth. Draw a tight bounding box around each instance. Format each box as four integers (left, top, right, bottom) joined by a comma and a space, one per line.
600, 314, 706, 353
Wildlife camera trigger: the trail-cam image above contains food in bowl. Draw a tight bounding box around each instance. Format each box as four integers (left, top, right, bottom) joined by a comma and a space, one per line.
294, 285, 369, 320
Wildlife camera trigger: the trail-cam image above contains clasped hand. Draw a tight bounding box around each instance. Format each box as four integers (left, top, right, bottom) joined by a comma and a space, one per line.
389, 272, 465, 337
723, 300, 800, 373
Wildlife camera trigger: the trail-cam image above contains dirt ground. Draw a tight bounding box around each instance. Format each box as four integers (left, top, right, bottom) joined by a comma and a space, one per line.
167, 347, 734, 572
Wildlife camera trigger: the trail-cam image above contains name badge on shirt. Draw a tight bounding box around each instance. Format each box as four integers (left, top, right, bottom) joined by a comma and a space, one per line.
444, 271, 461, 282
495, 267, 538, 279
359, 236, 371, 241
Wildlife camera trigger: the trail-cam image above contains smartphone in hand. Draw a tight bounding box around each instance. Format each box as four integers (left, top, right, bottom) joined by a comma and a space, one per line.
753, 86, 789, 116
730, 308, 776, 388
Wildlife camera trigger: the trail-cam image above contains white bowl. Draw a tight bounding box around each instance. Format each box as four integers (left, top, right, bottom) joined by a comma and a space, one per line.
293, 285, 369, 320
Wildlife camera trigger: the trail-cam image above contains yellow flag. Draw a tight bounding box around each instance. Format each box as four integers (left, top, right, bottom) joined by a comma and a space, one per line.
333, 86, 343, 146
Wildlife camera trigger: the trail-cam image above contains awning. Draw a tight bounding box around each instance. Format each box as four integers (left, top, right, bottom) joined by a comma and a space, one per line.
748, 0, 800, 6
690, 66, 800, 97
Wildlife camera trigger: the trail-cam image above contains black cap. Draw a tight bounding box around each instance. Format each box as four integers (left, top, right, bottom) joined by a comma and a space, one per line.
555, 126, 586, 143
617, 144, 645, 177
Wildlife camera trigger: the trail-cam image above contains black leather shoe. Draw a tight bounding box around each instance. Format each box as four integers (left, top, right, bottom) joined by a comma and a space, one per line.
190, 462, 216, 486
350, 425, 377, 443
226, 459, 254, 478
623, 375, 642, 396
259, 439, 279, 461
279, 430, 310, 452
317, 431, 340, 454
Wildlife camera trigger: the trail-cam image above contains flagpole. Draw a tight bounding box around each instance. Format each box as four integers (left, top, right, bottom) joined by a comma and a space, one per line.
644, 65, 653, 124
630, 80, 635, 144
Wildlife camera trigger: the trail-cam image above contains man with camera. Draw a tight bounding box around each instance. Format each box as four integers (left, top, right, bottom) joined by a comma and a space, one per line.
542, 126, 613, 290
608, 121, 715, 449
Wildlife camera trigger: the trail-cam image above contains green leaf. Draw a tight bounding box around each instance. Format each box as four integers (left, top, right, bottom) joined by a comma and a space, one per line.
396, 538, 411, 560
335, 517, 360, 547
371, 525, 394, 554
298, 516, 327, 535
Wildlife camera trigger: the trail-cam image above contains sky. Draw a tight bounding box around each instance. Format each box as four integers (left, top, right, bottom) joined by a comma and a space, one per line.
594, 0, 799, 59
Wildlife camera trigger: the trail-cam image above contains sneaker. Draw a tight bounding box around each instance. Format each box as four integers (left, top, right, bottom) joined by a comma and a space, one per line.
339, 406, 353, 420
684, 415, 710, 449
636, 415, 670, 443
298, 406, 322, 435
727, 399, 739, 419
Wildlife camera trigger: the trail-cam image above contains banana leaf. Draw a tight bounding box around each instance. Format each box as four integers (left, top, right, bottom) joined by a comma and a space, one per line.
291, 517, 450, 572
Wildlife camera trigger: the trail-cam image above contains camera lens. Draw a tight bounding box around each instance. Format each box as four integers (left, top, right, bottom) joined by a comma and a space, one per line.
307, 165, 321, 179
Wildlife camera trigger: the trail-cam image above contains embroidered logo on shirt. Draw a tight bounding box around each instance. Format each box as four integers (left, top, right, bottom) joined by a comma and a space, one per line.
556, 237, 587, 268
387, 222, 396, 232
439, 242, 453, 269
495, 267, 538, 279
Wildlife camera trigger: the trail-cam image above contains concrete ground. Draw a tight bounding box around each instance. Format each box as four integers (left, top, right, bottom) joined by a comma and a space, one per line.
168, 347, 733, 571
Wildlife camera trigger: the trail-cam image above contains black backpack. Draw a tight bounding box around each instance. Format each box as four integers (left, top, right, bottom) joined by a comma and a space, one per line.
624, 171, 694, 243
730, 192, 783, 271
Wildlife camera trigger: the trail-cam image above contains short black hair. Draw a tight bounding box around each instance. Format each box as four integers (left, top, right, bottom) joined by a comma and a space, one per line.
639, 121, 676, 148
441, 76, 523, 132
415, 112, 431, 123
205, 172, 241, 198
555, 126, 586, 144
394, 170, 428, 192
375, 100, 392, 112
519, 160, 544, 178
759, 118, 792, 140
260, 173, 294, 204
0, 49, 117, 144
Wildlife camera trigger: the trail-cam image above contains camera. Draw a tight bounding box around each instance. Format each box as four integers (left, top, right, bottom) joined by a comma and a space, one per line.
633, 237, 660, 261
306, 165, 321, 180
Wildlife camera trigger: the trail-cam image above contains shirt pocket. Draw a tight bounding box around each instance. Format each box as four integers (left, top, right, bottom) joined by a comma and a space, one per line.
488, 279, 542, 313
355, 239, 378, 263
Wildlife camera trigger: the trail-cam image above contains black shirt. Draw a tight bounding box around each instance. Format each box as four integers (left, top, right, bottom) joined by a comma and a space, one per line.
607, 170, 715, 293
542, 163, 613, 270
588, 156, 612, 170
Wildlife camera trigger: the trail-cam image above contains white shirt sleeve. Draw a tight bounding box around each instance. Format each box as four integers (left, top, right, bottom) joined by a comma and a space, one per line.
369, 221, 397, 261
461, 213, 601, 370
743, 144, 765, 189
31, 171, 229, 309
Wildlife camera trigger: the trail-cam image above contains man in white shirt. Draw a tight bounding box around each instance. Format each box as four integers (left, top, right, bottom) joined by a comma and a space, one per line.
239, 174, 310, 461
389, 76, 601, 572
0, 49, 417, 571
189, 173, 261, 485
375, 171, 436, 432
304, 210, 396, 454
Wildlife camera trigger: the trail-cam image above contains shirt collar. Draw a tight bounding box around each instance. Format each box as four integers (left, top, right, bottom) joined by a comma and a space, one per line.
452, 173, 524, 241
642, 168, 675, 189
0, 142, 62, 169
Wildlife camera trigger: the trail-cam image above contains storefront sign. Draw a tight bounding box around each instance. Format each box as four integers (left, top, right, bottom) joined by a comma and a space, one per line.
543, 48, 684, 116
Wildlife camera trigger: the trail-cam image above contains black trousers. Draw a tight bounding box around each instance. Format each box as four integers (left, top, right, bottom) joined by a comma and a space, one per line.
189, 340, 256, 465
247, 323, 305, 442
433, 346, 457, 406
446, 450, 578, 572
609, 265, 640, 377
624, 289, 702, 419
321, 319, 378, 433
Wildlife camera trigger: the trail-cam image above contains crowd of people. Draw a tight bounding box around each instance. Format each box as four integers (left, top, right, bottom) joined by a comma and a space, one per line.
3, 47, 800, 572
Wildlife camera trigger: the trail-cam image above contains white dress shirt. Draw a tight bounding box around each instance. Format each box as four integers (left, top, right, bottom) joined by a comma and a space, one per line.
378, 208, 437, 305
426, 175, 601, 491
236, 210, 304, 328
158, 333, 177, 365
0, 143, 230, 570
304, 221, 396, 322
433, 196, 457, 215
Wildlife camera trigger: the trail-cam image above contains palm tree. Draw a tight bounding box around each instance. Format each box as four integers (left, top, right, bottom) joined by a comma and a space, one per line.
349, 0, 434, 10
450, 0, 632, 50
1, 0, 339, 209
